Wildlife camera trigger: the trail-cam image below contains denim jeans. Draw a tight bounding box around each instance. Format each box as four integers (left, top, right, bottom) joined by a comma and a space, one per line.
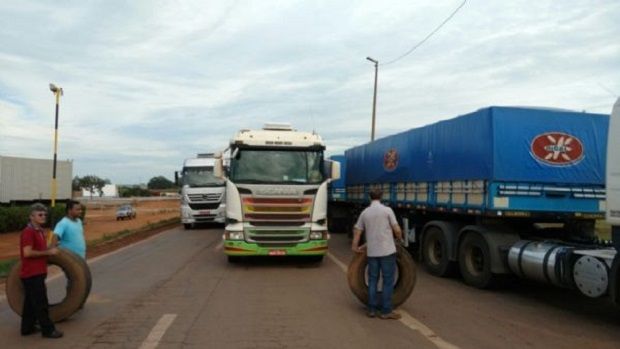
367, 253, 397, 315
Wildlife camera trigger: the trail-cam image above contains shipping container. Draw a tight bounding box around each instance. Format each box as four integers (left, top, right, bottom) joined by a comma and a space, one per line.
0, 155, 73, 204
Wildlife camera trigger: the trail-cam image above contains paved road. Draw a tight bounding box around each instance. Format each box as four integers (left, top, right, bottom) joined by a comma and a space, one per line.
1, 225, 619, 348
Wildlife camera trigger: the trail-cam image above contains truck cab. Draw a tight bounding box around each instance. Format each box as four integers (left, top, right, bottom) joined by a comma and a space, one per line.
216, 123, 340, 263
177, 154, 226, 229
608, 98, 620, 305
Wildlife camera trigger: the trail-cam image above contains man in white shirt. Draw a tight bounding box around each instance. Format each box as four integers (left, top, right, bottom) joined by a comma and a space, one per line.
351, 189, 403, 319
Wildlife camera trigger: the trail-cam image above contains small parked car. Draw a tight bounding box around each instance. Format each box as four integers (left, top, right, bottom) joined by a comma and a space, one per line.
116, 204, 137, 220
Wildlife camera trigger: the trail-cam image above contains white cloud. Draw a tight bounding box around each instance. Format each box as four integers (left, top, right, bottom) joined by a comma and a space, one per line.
0, 0, 619, 183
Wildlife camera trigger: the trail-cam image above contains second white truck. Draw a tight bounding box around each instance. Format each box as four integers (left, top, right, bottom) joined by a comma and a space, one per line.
176, 154, 226, 229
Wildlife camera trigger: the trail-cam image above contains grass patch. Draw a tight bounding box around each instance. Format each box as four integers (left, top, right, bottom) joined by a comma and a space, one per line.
0, 258, 18, 278
86, 217, 180, 248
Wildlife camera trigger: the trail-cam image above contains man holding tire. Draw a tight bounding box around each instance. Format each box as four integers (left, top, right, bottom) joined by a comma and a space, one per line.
19, 203, 63, 339
351, 189, 404, 320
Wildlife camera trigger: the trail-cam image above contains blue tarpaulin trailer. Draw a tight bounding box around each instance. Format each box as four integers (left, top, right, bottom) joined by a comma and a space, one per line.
343, 106, 608, 216
328, 106, 619, 303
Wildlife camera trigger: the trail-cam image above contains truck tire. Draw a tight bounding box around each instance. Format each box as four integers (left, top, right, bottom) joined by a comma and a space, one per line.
347, 244, 417, 308
422, 226, 455, 277
227, 255, 242, 263
458, 232, 495, 288
6, 248, 91, 322
610, 255, 620, 307
184, 223, 192, 230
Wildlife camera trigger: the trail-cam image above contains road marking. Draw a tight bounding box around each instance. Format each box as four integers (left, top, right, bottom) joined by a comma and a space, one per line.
327, 252, 460, 349
138, 313, 177, 349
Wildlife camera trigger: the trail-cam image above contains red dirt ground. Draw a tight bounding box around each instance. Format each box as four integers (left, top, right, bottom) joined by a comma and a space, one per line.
0, 199, 180, 261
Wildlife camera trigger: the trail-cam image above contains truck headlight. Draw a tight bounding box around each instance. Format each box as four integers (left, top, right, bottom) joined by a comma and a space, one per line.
225, 231, 244, 240
310, 231, 327, 240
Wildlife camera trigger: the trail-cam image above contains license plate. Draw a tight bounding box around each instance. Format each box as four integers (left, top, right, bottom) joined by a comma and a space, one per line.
199, 210, 212, 215
268, 250, 286, 256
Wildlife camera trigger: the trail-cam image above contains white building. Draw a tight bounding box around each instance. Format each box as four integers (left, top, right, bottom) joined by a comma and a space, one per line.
81, 184, 118, 198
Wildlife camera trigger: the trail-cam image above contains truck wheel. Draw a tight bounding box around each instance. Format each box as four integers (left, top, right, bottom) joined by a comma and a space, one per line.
347, 245, 417, 308
610, 255, 620, 307
458, 232, 495, 288
184, 223, 192, 230
6, 248, 91, 322
422, 226, 455, 277
305, 255, 324, 263
227, 256, 242, 263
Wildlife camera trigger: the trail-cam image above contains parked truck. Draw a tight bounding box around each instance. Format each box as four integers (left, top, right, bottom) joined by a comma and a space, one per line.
607, 97, 620, 305
215, 123, 340, 263
0, 155, 72, 204
175, 154, 226, 229
329, 106, 620, 302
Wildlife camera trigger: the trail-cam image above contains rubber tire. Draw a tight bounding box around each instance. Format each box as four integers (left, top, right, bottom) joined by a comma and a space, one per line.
421, 226, 455, 277
183, 224, 192, 230
227, 255, 242, 264
305, 255, 324, 263
6, 248, 91, 322
347, 244, 417, 308
610, 254, 620, 308
458, 232, 495, 289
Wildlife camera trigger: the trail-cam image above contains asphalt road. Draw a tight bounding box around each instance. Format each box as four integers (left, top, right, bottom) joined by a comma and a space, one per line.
1, 225, 619, 349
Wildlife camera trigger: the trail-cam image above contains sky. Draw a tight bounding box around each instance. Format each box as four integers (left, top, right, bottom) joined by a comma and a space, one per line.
0, 0, 618, 184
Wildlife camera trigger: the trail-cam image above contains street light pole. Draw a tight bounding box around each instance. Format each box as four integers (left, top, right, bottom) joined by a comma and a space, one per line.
366, 57, 378, 141
49, 83, 63, 208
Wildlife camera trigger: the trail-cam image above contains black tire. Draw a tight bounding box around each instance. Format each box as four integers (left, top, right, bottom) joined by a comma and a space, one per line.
458, 232, 495, 288
421, 226, 456, 277
347, 244, 417, 308
227, 255, 242, 264
6, 248, 91, 322
610, 254, 620, 308
305, 255, 324, 263
183, 223, 192, 230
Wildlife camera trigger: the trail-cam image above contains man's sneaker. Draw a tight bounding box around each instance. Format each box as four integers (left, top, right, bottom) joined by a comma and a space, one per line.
379, 312, 402, 320
42, 330, 63, 339
366, 310, 376, 318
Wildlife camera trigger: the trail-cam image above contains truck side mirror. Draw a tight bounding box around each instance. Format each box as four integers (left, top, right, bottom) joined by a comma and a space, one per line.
174, 171, 179, 186
331, 160, 341, 181
214, 158, 225, 179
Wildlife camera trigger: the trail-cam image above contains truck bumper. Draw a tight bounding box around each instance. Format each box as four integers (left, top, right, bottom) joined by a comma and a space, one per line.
223, 240, 328, 256
181, 205, 226, 224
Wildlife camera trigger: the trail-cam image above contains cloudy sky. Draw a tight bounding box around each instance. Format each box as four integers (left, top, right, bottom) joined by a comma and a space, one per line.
0, 0, 618, 184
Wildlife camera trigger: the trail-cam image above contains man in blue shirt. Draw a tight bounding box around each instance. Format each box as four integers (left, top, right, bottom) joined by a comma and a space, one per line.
54, 200, 86, 259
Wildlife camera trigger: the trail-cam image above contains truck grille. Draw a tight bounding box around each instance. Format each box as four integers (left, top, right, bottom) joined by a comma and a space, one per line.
241, 196, 313, 223
188, 193, 222, 202
246, 228, 308, 244
189, 202, 220, 210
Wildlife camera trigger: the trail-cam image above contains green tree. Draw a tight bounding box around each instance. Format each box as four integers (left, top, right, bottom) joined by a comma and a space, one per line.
72, 176, 82, 191
79, 175, 107, 198
147, 176, 175, 189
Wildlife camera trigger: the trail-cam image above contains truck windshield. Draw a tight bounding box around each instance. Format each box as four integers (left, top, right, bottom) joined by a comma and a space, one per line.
230, 149, 324, 184
182, 166, 225, 187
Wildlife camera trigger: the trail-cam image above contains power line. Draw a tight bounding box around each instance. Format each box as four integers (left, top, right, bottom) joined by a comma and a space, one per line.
382, 0, 467, 66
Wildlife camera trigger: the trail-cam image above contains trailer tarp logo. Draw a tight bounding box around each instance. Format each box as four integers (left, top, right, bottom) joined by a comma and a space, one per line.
530, 132, 584, 166
383, 149, 399, 171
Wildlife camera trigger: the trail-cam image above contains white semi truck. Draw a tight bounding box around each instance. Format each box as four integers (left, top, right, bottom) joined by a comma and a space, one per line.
176, 154, 226, 229
215, 123, 340, 263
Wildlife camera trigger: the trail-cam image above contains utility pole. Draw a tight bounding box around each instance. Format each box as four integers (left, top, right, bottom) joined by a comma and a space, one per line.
366, 57, 378, 141
49, 83, 63, 208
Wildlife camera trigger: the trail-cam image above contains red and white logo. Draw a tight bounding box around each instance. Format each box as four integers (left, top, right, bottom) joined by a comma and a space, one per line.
530, 132, 584, 166
383, 149, 399, 171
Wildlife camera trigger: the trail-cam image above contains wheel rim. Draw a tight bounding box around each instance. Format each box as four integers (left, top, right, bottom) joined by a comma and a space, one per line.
465, 245, 484, 276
